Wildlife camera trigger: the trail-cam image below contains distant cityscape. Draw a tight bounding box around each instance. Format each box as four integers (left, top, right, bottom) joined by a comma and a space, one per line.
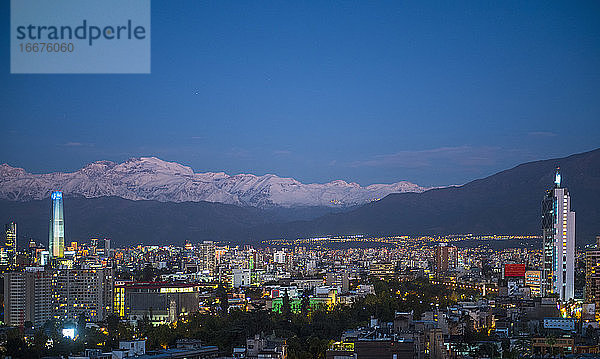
0, 167, 597, 359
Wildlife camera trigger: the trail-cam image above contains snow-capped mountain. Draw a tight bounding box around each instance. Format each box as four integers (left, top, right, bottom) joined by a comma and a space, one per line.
0, 157, 428, 208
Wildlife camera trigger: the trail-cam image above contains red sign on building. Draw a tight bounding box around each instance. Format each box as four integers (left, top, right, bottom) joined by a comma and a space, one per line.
504, 263, 526, 277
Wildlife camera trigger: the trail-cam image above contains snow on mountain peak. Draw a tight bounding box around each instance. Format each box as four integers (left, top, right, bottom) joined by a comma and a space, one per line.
0, 158, 430, 207
80, 161, 117, 175
0, 164, 27, 178
116, 157, 195, 176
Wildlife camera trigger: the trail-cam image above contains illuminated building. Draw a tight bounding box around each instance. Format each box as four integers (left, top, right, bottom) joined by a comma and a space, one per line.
326, 342, 355, 359
369, 262, 396, 280
525, 270, 542, 297
585, 237, 600, 311
503, 263, 526, 278
49, 191, 65, 259
3, 268, 53, 327
271, 288, 338, 313
246, 334, 288, 359
532, 337, 574, 356
541, 168, 575, 301
5, 222, 17, 251
326, 337, 415, 358
54, 267, 114, 322
232, 268, 251, 288
113, 281, 202, 325
274, 250, 286, 264
326, 271, 350, 293
1, 222, 17, 267
434, 243, 458, 275
199, 241, 216, 274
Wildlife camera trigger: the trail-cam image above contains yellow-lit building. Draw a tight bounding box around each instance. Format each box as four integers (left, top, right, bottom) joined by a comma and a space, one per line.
525, 270, 542, 297
585, 237, 600, 319
369, 262, 396, 280
113, 281, 203, 325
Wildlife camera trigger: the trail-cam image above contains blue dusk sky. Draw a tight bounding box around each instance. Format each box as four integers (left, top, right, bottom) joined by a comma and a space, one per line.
1, 1, 599, 187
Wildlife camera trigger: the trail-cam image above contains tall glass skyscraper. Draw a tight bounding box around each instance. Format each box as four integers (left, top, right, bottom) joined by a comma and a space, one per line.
49, 191, 65, 258
541, 168, 575, 301
1, 222, 17, 267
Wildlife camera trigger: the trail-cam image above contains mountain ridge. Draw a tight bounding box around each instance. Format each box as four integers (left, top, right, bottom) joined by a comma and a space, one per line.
0, 157, 427, 208
1, 149, 598, 246
248, 148, 600, 244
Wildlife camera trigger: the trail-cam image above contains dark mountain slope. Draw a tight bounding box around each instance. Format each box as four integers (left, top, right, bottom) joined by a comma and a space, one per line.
0, 196, 267, 246
1, 149, 598, 247
251, 148, 600, 244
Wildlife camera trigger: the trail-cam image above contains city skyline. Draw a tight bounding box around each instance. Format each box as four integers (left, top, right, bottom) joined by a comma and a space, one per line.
0, 156, 597, 358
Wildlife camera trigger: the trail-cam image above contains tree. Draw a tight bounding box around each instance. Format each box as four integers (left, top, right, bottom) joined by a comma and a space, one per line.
217, 284, 229, 314
282, 288, 291, 316
31, 329, 49, 358
475, 342, 499, 359
300, 291, 310, 316
545, 336, 557, 356
140, 264, 156, 281
4, 328, 28, 358
105, 314, 132, 349
501, 338, 510, 351
77, 312, 88, 339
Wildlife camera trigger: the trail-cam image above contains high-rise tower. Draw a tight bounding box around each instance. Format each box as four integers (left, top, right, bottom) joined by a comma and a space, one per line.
1, 222, 17, 267
434, 243, 458, 275
585, 237, 600, 313
49, 191, 65, 259
541, 168, 575, 301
